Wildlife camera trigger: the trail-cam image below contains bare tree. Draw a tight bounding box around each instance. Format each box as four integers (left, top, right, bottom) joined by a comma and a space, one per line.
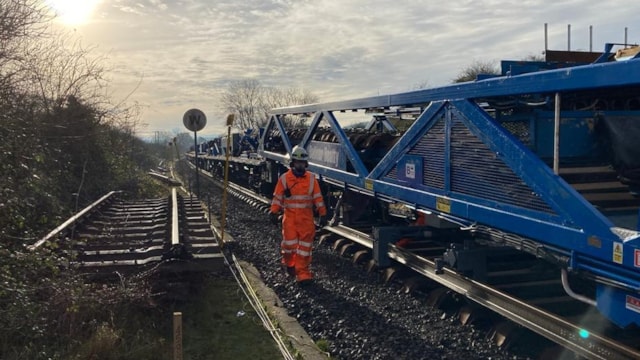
220, 79, 319, 130
410, 80, 430, 90
220, 79, 263, 130
0, 0, 49, 91
522, 53, 545, 62
452, 59, 500, 83
0, 0, 48, 42
18, 34, 108, 115
261, 86, 318, 128
453, 52, 551, 84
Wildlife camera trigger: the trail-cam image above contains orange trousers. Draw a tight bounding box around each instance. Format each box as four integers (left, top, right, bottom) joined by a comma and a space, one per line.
280, 219, 315, 282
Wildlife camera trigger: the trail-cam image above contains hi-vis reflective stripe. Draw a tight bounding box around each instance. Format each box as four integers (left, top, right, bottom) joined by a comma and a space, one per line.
281, 249, 294, 254
299, 240, 313, 248
272, 199, 282, 207
279, 172, 322, 209
297, 249, 311, 257
289, 195, 312, 200
283, 239, 298, 246
281, 172, 315, 194
285, 203, 313, 209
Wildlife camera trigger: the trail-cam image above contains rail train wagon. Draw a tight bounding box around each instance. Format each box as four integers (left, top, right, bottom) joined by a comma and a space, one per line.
191, 43, 640, 331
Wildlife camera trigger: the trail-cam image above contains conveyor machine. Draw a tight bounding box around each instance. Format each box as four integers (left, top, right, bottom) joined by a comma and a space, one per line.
259, 44, 640, 328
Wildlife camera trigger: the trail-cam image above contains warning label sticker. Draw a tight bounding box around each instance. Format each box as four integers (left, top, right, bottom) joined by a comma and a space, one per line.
635, 249, 640, 268
626, 295, 640, 314
436, 197, 451, 213
613, 242, 623, 264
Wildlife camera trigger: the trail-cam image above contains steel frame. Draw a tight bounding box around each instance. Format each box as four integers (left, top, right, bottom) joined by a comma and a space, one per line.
259, 54, 640, 326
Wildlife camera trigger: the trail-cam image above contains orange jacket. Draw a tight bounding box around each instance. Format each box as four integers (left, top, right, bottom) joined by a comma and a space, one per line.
271, 170, 326, 226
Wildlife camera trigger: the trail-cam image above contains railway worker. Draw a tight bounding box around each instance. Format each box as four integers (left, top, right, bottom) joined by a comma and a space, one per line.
269, 145, 327, 285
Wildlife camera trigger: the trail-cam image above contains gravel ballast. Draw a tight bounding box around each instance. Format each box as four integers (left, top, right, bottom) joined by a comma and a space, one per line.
187, 170, 532, 359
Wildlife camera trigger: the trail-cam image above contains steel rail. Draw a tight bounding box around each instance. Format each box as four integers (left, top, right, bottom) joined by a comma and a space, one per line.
30, 191, 120, 250
171, 188, 179, 245
321, 225, 640, 360
148, 170, 182, 186
78, 256, 164, 267
189, 159, 640, 358
190, 162, 271, 207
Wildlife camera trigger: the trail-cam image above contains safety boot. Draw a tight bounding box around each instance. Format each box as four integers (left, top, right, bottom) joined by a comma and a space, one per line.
281, 265, 296, 277
286, 266, 296, 277
297, 278, 314, 287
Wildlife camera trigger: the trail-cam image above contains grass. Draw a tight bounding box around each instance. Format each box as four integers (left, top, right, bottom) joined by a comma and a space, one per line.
9, 273, 285, 360
315, 339, 330, 353
176, 275, 283, 360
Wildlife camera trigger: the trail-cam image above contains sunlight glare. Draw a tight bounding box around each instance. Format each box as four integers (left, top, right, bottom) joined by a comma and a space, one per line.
46, 0, 101, 25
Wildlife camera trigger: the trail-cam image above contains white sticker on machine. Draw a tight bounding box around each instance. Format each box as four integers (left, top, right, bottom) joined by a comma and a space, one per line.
613, 242, 623, 264
405, 163, 416, 179
626, 295, 640, 314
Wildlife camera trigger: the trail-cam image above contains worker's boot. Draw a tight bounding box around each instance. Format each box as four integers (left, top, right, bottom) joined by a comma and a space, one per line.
286, 266, 296, 277
281, 264, 296, 277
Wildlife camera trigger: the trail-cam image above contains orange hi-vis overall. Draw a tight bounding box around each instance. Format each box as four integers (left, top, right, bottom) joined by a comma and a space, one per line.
270, 170, 326, 282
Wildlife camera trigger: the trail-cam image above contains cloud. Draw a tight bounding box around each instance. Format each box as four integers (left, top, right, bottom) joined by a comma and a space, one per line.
73, 0, 640, 137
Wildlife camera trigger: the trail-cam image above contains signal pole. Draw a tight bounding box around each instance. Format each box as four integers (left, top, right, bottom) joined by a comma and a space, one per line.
183, 109, 207, 198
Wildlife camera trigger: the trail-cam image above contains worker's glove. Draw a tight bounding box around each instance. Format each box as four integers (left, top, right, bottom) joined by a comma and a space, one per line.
318, 215, 327, 227
269, 212, 280, 225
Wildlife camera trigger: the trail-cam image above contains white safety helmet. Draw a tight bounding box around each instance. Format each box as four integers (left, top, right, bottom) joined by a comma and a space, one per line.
290, 145, 309, 162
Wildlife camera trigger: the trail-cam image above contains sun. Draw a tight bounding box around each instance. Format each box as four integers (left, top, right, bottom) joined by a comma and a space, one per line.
45, 0, 101, 26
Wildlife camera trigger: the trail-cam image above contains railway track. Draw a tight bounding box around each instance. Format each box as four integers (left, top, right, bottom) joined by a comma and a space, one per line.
188, 161, 640, 360
32, 187, 223, 283
318, 226, 640, 360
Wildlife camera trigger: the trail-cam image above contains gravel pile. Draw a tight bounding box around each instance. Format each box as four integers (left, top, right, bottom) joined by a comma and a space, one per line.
194, 178, 531, 359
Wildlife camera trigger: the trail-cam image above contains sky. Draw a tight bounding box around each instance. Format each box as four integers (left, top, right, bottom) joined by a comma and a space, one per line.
44, 0, 639, 138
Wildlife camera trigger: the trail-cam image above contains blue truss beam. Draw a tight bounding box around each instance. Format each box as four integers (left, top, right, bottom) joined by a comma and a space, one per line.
271, 59, 640, 115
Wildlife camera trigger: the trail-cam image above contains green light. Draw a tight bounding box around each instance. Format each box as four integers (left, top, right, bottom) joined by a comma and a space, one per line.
579, 329, 590, 339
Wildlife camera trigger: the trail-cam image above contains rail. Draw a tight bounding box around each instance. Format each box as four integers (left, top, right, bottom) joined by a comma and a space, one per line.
148, 170, 182, 186
29, 191, 120, 250
171, 188, 179, 245
186, 159, 640, 358
322, 225, 640, 360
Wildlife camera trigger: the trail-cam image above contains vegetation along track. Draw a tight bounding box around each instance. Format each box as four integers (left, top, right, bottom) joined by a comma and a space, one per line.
184, 160, 640, 360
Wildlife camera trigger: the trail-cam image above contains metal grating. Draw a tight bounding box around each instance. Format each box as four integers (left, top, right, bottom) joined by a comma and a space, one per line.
501, 121, 531, 147
383, 117, 446, 190
386, 166, 397, 179
409, 118, 445, 189
450, 116, 554, 214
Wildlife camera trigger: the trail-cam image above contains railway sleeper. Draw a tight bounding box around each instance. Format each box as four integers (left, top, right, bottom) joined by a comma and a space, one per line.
489, 321, 523, 349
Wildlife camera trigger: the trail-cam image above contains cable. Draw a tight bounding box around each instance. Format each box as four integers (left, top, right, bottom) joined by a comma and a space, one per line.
222, 252, 297, 360
179, 161, 326, 358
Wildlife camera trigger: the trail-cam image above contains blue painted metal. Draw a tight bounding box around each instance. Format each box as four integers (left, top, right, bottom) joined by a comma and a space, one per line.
500, 60, 589, 76
271, 56, 640, 115
299, 111, 324, 148
369, 102, 446, 180
259, 52, 640, 327
594, 43, 616, 63
320, 111, 370, 177
596, 284, 640, 328
532, 110, 600, 159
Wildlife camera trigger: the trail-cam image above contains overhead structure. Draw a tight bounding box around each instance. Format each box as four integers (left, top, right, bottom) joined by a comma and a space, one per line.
258, 43, 640, 328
